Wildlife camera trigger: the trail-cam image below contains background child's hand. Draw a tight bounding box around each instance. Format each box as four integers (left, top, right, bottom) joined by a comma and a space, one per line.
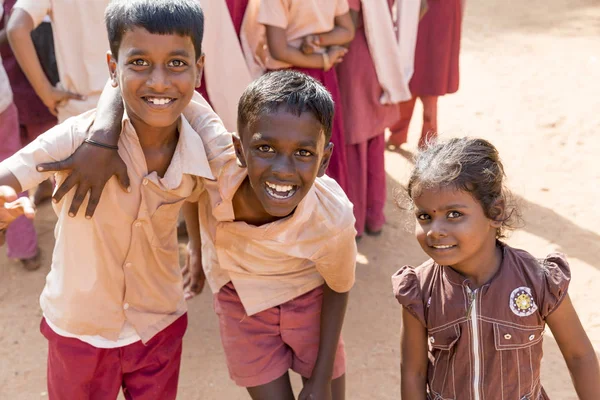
326, 46, 348, 70
40, 84, 86, 117
0, 186, 36, 246
301, 34, 321, 55
182, 244, 206, 300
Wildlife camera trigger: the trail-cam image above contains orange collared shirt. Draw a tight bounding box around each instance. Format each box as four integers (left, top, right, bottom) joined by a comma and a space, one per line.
198, 158, 358, 316
3, 103, 219, 343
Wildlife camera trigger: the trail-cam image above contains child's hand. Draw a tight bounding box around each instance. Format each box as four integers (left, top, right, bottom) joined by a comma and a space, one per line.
0, 186, 35, 246
301, 34, 321, 55
182, 244, 206, 300
298, 377, 332, 400
41, 84, 86, 117
326, 46, 348, 70
36, 140, 130, 219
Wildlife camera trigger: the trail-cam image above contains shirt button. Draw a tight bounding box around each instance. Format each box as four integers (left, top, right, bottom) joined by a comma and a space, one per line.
504, 334, 512, 340
134, 221, 142, 228
429, 336, 435, 344
528, 334, 535, 341
124, 262, 132, 268
142, 179, 149, 186
123, 303, 129, 310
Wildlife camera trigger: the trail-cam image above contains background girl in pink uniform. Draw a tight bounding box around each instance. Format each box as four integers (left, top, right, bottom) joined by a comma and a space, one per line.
387, 0, 463, 149
336, 0, 400, 239
257, 0, 355, 194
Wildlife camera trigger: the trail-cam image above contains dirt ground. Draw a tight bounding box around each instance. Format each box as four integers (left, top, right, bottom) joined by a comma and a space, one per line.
1, 0, 599, 398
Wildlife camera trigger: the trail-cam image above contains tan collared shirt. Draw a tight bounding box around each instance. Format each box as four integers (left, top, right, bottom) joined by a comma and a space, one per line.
2, 100, 221, 343
14, 0, 110, 122
392, 243, 570, 400
198, 159, 357, 316
257, 0, 350, 70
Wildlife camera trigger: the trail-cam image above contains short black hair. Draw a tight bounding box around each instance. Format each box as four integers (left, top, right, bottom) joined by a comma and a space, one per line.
105, 0, 204, 60
237, 70, 335, 143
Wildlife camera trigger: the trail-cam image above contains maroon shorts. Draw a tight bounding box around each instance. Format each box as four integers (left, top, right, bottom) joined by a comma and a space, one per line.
214, 283, 346, 387
40, 314, 187, 400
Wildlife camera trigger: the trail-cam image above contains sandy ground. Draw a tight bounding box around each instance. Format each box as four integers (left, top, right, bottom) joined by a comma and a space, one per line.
1, 0, 599, 398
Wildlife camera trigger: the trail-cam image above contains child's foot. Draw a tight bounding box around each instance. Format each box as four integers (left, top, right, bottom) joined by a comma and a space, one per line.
20, 248, 41, 271
365, 227, 383, 237
33, 179, 54, 206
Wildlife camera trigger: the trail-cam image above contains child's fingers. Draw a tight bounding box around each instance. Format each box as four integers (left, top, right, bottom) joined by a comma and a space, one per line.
5, 198, 36, 220
0, 186, 19, 206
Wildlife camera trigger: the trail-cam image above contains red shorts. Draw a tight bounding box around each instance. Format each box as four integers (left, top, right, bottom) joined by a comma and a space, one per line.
40, 314, 187, 400
214, 283, 346, 387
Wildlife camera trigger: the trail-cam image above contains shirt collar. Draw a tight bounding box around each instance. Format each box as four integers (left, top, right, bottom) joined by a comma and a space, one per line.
121, 109, 214, 188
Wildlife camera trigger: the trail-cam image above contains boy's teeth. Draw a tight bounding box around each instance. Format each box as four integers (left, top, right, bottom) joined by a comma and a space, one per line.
147, 98, 173, 105
433, 245, 454, 249
266, 182, 293, 192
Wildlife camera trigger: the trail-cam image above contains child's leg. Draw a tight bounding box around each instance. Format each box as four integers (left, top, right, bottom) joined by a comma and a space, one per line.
281, 286, 347, 397
0, 104, 39, 265
214, 283, 295, 396
345, 141, 368, 237
387, 97, 417, 147
121, 314, 188, 400
418, 95, 439, 148
246, 372, 295, 400
40, 318, 122, 399
365, 134, 386, 234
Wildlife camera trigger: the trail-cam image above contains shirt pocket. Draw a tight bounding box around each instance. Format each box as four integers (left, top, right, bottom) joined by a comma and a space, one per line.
428, 323, 461, 400
150, 199, 187, 250
493, 322, 545, 399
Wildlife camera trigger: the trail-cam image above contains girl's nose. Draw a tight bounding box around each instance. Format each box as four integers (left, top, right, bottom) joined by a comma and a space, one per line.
426, 220, 447, 239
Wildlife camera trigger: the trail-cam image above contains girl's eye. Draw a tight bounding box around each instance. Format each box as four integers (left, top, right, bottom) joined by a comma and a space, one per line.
131, 59, 149, 66
417, 213, 430, 221
447, 211, 463, 219
296, 149, 313, 157
168, 59, 187, 67
257, 145, 274, 153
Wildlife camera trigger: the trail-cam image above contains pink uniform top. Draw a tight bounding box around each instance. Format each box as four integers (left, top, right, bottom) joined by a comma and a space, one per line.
257, 0, 350, 69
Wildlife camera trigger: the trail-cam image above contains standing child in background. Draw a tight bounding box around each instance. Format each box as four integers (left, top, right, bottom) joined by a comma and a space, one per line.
336, 0, 403, 239
1, 0, 57, 205
387, 0, 463, 149
257, 0, 355, 194
7, 0, 108, 122
393, 138, 600, 399
184, 71, 357, 400
0, 0, 40, 269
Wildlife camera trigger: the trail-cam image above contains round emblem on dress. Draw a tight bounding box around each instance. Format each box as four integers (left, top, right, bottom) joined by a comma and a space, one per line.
509, 287, 538, 317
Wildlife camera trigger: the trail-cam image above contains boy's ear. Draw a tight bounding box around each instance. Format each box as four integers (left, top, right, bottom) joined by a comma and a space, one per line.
232, 132, 247, 168
489, 197, 505, 228
195, 54, 206, 88
317, 142, 334, 177
106, 51, 119, 88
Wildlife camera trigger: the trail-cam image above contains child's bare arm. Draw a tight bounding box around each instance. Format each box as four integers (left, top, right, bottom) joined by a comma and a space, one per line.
298, 284, 348, 400
312, 13, 355, 48
36, 80, 130, 218
400, 308, 428, 400
546, 294, 600, 399
265, 26, 347, 71
182, 201, 205, 299
7, 9, 85, 116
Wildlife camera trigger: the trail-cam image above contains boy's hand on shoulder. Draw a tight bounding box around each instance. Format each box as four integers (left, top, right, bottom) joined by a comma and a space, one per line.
299, 377, 332, 400
0, 186, 35, 246
36, 140, 130, 219
182, 244, 206, 300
